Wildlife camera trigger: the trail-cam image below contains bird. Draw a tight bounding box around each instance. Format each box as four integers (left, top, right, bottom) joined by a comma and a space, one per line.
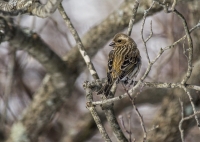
97, 33, 141, 96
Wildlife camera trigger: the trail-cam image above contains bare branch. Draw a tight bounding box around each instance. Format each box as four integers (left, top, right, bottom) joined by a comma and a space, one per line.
180, 111, 200, 128
62, 0, 163, 77
181, 86, 200, 130
101, 83, 128, 141
154, 0, 194, 85
83, 81, 111, 142
58, 4, 99, 80
179, 98, 185, 142
141, 1, 155, 63
119, 115, 132, 141
58, 4, 125, 141
92, 81, 200, 106
121, 84, 147, 141
145, 20, 153, 43
173, 10, 193, 84
58, 4, 128, 141
179, 99, 200, 142
104, 106, 128, 141
127, 0, 139, 36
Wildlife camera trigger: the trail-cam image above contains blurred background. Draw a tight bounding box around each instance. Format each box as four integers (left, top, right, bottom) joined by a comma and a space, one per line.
0, 0, 200, 141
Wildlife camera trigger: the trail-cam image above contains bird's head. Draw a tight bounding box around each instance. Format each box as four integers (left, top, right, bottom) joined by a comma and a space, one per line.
109, 33, 135, 47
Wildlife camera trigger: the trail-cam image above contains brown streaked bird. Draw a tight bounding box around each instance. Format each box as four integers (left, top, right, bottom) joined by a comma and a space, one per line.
98, 33, 141, 96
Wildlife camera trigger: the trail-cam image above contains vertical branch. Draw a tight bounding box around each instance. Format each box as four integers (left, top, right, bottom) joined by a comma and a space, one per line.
84, 81, 111, 142
179, 100, 200, 142
128, 114, 132, 142
121, 84, 147, 141
182, 86, 200, 130
179, 98, 185, 142
141, 1, 155, 63
179, 107, 200, 142
160, 8, 193, 84
127, 0, 139, 36
103, 106, 128, 142
119, 115, 132, 141
58, 3, 99, 80
102, 82, 128, 142
173, 10, 193, 84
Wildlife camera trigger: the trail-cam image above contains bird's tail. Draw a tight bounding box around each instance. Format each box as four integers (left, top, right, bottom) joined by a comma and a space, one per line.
97, 82, 113, 96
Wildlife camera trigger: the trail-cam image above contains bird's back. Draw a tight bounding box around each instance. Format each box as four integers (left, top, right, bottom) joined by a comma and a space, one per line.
110, 42, 141, 83
111, 46, 129, 79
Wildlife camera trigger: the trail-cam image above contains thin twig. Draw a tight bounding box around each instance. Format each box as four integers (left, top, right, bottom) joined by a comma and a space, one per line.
119, 115, 132, 140
173, 10, 193, 85
141, 1, 155, 63
128, 113, 132, 142
179, 111, 200, 127
145, 20, 153, 43
181, 86, 200, 130
179, 98, 185, 142
182, 40, 188, 60
162, 22, 199, 51
121, 83, 147, 142
179, 100, 200, 142
154, 0, 194, 85
58, 3, 113, 141
127, 0, 139, 36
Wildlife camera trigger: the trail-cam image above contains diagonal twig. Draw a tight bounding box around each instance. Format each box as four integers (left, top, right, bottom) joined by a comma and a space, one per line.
127, 0, 140, 36
58, 3, 99, 80
121, 83, 147, 142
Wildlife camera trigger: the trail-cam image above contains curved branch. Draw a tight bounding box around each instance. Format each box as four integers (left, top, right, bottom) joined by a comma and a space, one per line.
173, 10, 193, 84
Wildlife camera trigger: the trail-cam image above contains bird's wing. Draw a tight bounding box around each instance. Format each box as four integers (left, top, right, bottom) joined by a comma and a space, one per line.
121, 48, 139, 69
119, 48, 140, 79
107, 49, 114, 84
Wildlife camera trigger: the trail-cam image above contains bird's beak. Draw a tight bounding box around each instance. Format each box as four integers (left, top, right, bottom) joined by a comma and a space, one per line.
109, 41, 115, 46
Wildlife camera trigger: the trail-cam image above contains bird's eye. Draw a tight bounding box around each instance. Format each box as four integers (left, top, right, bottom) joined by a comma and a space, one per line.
117, 40, 122, 43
